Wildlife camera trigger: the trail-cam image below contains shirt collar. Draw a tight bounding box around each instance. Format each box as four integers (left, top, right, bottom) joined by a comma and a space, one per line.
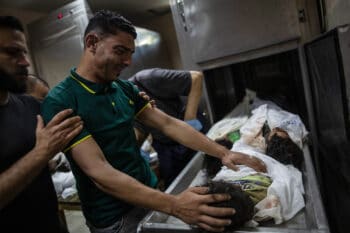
70, 68, 117, 95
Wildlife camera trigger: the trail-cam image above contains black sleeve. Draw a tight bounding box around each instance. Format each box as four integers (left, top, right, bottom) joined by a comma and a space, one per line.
129, 68, 192, 99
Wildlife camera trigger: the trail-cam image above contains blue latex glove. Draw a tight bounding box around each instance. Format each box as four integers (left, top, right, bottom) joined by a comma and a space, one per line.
185, 119, 203, 131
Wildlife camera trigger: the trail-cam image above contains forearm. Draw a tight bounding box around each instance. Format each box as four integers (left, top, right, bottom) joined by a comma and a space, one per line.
89, 163, 176, 215
0, 148, 49, 209
184, 71, 203, 120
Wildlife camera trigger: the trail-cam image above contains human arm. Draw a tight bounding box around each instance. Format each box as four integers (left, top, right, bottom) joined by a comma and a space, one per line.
134, 91, 154, 146
184, 71, 203, 121
0, 109, 82, 209
138, 91, 156, 108
69, 137, 234, 232
138, 107, 266, 172
134, 127, 149, 147
131, 68, 204, 130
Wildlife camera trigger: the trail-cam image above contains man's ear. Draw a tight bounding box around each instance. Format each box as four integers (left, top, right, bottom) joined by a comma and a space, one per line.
85, 34, 98, 53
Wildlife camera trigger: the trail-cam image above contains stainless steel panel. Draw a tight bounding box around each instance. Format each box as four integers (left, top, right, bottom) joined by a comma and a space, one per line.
174, 0, 301, 64
28, 0, 92, 87
118, 27, 172, 80
337, 25, 350, 125
28, 0, 171, 86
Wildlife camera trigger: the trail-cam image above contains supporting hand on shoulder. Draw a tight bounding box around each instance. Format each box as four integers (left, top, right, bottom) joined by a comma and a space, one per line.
34, 109, 83, 160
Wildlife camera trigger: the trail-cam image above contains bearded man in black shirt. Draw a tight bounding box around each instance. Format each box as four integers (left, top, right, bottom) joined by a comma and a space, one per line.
0, 15, 82, 233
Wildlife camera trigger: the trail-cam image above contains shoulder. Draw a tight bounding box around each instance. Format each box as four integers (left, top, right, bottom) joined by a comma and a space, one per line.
47, 78, 75, 101
115, 79, 139, 93
132, 68, 191, 81
114, 79, 140, 100
115, 79, 135, 89
42, 78, 77, 111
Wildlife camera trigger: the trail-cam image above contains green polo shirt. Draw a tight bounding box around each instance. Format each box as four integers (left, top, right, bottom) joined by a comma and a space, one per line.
41, 68, 157, 227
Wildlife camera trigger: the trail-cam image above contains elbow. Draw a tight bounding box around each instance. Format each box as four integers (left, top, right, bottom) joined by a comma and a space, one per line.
83, 162, 112, 189
190, 71, 204, 85
190, 71, 204, 93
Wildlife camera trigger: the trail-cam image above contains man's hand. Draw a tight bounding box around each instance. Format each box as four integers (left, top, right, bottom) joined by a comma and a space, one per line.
221, 151, 267, 173
139, 91, 156, 108
171, 187, 235, 232
34, 109, 83, 159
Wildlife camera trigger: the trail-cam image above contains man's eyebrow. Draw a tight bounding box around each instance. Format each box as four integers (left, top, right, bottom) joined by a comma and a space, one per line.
113, 45, 135, 53
0, 45, 28, 54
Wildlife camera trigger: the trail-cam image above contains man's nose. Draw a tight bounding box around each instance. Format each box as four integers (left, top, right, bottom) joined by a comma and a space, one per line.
123, 55, 132, 66
17, 55, 30, 67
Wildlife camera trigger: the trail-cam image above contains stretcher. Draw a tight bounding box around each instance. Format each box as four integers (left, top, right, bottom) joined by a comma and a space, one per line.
137, 104, 330, 233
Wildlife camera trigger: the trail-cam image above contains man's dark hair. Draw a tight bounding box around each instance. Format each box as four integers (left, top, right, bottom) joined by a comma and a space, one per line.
205, 181, 255, 231
84, 10, 137, 40
0, 16, 24, 32
266, 134, 303, 169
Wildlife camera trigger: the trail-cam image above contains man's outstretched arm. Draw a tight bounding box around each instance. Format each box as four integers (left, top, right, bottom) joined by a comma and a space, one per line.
69, 137, 234, 232
138, 107, 266, 172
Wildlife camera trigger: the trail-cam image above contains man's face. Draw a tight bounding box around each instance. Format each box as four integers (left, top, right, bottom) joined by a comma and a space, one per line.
93, 31, 135, 83
0, 28, 30, 93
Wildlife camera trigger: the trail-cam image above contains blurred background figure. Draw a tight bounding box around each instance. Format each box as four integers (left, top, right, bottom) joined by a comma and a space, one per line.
26, 74, 50, 101
130, 68, 210, 188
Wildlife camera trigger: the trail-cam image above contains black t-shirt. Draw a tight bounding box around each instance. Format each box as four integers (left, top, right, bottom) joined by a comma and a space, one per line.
129, 68, 192, 144
0, 94, 61, 233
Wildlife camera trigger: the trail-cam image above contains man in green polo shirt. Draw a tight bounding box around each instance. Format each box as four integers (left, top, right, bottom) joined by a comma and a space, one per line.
42, 10, 266, 233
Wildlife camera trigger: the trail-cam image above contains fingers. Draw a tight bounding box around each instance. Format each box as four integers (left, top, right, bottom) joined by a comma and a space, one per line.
202, 193, 231, 204
176, 188, 235, 232
36, 115, 44, 132
57, 121, 83, 141
149, 99, 156, 108
256, 159, 267, 173
64, 123, 83, 142
139, 91, 156, 108
46, 109, 74, 127
224, 162, 238, 171
197, 222, 225, 233
188, 186, 209, 195
51, 115, 82, 133
199, 205, 235, 217
198, 214, 231, 228
228, 151, 267, 172
139, 91, 150, 101
248, 157, 266, 172
188, 187, 232, 204
195, 196, 234, 232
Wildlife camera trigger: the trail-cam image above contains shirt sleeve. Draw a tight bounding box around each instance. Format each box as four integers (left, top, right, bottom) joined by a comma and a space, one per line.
130, 68, 192, 99
41, 90, 91, 152
117, 80, 150, 117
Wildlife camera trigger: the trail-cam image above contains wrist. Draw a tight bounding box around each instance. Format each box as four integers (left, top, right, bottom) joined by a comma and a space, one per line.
217, 145, 229, 160
31, 145, 51, 162
164, 194, 177, 216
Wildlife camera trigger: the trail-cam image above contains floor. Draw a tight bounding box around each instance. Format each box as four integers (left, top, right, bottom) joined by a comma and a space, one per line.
65, 210, 89, 233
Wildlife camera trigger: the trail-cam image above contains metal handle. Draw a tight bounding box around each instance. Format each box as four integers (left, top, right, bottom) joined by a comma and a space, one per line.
176, 0, 188, 32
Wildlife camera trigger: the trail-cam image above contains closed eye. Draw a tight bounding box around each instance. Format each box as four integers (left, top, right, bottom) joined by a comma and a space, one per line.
113, 45, 134, 56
